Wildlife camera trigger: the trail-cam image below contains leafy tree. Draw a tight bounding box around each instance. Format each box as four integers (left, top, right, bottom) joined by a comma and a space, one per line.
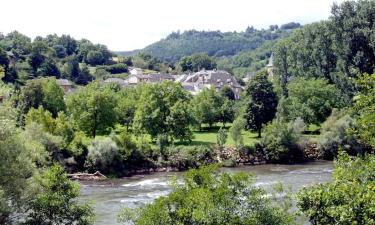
38, 58, 60, 78
0, 118, 34, 223
230, 118, 245, 147
220, 85, 235, 100
0, 48, 9, 72
352, 73, 375, 149
133, 81, 192, 141
219, 98, 234, 127
66, 82, 118, 137
41, 78, 65, 116
86, 50, 104, 66
244, 71, 278, 137
23, 164, 94, 225
297, 152, 375, 225
178, 53, 217, 72
119, 165, 295, 225
28, 41, 49, 75
75, 64, 93, 85
280, 77, 343, 124
191, 88, 223, 129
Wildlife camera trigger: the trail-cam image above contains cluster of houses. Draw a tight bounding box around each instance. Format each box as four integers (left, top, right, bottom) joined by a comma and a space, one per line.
55, 55, 274, 99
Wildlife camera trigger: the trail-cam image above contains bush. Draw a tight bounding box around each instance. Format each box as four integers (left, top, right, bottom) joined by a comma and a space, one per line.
101, 63, 128, 74
165, 145, 213, 169
260, 118, 306, 163
297, 152, 375, 225
216, 127, 227, 147
119, 165, 295, 225
317, 109, 362, 159
85, 137, 119, 173
230, 118, 244, 148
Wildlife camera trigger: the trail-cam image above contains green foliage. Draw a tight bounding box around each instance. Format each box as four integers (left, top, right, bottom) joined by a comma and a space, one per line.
245, 71, 278, 137
41, 77, 65, 116
0, 118, 34, 223
297, 152, 375, 225
165, 145, 213, 168
23, 164, 94, 225
230, 117, 245, 147
260, 117, 306, 163
191, 88, 224, 129
216, 127, 228, 147
138, 27, 297, 63
178, 53, 217, 72
119, 165, 295, 225
133, 81, 192, 141
67, 82, 118, 137
85, 137, 120, 173
317, 109, 361, 159
352, 73, 375, 149
280, 77, 343, 124
274, 0, 375, 98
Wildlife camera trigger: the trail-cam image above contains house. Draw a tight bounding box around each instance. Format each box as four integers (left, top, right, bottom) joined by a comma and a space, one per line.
56, 79, 74, 94
102, 78, 129, 88
181, 69, 243, 99
127, 73, 175, 85
130, 68, 143, 76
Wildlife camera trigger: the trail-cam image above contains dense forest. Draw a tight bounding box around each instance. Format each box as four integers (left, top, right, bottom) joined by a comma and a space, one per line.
118, 22, 300, 62
0, 0, 374, 224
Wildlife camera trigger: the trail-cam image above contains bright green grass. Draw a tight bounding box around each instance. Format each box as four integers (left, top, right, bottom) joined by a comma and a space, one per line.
191, 129, 258, 147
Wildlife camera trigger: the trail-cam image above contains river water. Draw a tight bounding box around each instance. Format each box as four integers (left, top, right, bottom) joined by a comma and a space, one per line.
79, 161, 333, 225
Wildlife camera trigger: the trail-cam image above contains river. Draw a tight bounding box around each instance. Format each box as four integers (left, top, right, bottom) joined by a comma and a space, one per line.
79, 161, 333, 225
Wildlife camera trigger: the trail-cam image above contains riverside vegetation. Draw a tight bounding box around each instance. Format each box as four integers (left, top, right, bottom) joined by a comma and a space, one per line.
0, 0, 374, 224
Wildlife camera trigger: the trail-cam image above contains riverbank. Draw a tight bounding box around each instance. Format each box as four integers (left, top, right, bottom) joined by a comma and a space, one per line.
70, 143, 323, 180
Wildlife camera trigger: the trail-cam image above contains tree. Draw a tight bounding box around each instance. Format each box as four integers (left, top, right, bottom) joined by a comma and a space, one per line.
133, 81, 193, 142
178, 53, 217, 72
0, 118, 34, 224
216, 127, 227, 147
41, 78, 65, 116
85, 137, 120, 174
66, 82, 118, 137
28, 41, 48, 76
230, 118, 244, 147
220, 85, 235, 100
245, 71, 278, 137
86, 50, 104, 66
38, 58, 60, 78
281, 77, 343, 124
297, 152, 375, 225
191, 88, 223, 129
23, 165, 94, 225
119, 165, 295, 225
75, 64, 93, 85
352, 73, 375, 149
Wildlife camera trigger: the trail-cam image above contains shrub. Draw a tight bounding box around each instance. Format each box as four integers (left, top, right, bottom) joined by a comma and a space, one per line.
297, 152, 375, 225
317, 109, 362, 159
119, 165, 295, 225
230, 118, 244, 148
165, 145, 213, 169
85, 137, 119, 173
260, 118, 306, 163
216, 127, 227, 147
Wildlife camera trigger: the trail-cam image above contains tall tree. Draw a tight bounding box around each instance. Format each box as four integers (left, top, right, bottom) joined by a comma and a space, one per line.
66, 82, 118, 137
245, 71, 278, 137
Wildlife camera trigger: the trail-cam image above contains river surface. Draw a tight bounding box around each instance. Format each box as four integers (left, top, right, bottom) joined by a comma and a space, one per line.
79, 161, 333, 225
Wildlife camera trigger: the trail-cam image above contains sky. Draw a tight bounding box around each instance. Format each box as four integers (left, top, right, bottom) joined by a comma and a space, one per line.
0, 0, 345, 51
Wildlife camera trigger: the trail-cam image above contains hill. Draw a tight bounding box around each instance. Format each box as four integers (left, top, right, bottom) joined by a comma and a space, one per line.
121, 22, 301, 63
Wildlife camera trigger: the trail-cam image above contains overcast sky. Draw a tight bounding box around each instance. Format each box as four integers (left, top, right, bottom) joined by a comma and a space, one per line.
0, 0, 345, 51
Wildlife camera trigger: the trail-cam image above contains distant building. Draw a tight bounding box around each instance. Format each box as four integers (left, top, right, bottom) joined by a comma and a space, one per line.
266, 53, 274, 77
127, 73, 174, 85
102, 78, 129, 88
56, 79, 74, 94
130, 68, 143, 76
180, 69, 243, 99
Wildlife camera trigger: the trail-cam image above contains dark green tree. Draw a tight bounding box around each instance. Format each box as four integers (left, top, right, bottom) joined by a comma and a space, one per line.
245, 71, 278, 137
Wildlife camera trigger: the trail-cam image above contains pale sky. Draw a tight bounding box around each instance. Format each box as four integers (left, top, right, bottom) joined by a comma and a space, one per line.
0, 0, 345, 51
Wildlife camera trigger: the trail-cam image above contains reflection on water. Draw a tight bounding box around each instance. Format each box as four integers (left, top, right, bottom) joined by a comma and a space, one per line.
79, 161, 333, 225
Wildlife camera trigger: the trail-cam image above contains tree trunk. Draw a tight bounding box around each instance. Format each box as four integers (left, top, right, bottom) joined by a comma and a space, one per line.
258, 127, 262, 138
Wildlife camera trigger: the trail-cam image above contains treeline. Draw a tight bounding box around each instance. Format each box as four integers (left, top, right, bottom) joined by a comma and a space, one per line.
138, 23, 300, 63
0, 32, 173, 85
